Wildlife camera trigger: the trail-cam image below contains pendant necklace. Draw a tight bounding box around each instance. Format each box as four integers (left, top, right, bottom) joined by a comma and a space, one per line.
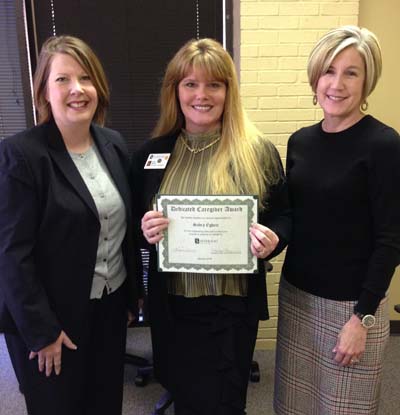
180, 135, 221, 154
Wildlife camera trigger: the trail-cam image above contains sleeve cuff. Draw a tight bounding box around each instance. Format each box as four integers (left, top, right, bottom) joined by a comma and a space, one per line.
354, 290, 382, 315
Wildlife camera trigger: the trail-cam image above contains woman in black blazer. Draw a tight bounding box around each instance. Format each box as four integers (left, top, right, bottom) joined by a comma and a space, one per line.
0, 36, 140, 415
131, 38, 291, 414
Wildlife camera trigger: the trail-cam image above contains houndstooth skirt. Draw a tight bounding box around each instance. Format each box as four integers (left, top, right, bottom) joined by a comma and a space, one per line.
274, 277, 390, 415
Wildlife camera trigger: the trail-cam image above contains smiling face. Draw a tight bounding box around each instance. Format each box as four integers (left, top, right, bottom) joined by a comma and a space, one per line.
178, 67, 226, 134
316, 46, 366, 131
46, 53, 98, 131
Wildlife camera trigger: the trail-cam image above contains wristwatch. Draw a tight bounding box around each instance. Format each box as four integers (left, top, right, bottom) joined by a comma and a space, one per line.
354, 312, 376, 329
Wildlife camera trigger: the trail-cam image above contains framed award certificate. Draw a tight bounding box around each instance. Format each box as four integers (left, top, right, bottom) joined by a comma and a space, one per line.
156, 194, 258, 273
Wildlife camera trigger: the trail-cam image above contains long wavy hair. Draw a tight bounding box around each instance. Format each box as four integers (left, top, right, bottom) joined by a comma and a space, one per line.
153, 38, 281, 209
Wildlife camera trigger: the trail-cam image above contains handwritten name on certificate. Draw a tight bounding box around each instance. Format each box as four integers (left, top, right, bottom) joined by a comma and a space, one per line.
156, 195, 258, 273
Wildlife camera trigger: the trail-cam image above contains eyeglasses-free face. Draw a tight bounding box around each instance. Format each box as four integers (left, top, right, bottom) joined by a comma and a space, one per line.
178, 67, 226, 134
316, 46, 365, 131
46, 53, 98, 131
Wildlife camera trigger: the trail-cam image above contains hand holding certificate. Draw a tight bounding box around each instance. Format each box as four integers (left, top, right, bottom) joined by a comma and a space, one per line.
156, 195, 258, 273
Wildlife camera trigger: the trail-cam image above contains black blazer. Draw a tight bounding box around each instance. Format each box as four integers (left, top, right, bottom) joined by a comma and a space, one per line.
0, 120, 140, 352
130, 131, 291, 387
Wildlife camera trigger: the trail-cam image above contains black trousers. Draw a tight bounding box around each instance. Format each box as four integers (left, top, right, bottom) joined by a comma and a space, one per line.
169, 295, 258, 415
5, 283, 128, 415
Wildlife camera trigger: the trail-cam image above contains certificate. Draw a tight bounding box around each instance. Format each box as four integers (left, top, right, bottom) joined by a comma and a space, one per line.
156, 195, 258, 273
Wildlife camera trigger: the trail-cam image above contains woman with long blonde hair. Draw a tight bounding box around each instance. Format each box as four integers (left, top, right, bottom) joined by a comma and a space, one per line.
131, 38, 291, 414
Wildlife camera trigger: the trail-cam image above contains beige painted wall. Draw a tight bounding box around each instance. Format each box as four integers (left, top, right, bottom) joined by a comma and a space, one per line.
359, 0, 400, 321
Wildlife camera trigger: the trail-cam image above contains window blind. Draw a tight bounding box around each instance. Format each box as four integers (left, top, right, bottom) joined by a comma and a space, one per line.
25, 0, 231, 154
0, 0, 28, 139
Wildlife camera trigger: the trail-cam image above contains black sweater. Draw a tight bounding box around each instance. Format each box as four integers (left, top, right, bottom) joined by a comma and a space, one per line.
283, 115, 400, 315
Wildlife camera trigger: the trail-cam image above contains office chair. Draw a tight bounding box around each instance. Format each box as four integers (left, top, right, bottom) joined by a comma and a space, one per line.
124, 249, 155, 387
124, 249, 173, 414
248, 260, 274, 383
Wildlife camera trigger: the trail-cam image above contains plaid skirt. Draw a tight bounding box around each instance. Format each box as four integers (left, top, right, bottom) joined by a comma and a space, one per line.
274, 277, 390, 415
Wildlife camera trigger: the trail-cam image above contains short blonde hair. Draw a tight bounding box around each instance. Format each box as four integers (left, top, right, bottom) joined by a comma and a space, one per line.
308, 26, 382, 101
33, 35, 109, 125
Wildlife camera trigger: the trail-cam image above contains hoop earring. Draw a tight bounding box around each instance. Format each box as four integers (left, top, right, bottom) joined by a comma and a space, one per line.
313, 95, 317, 106
361, 100, 368, 111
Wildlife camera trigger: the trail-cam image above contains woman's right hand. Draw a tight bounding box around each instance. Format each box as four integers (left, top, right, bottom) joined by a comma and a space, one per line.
141, 210, 169, 244
29, 330, 77, 376
332, 314, 367, 367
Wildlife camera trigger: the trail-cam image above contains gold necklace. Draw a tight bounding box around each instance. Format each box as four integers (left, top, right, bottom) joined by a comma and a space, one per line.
180, 135, 221, 154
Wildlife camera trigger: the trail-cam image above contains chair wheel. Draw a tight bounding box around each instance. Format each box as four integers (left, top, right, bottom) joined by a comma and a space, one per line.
152, 391, 173, 414
250, 361, 260, 382
134, 373, 148, 387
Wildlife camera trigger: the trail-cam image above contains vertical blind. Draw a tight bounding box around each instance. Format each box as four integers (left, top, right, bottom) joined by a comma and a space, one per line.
22, 0, 231, 154
0, 0, 28, 139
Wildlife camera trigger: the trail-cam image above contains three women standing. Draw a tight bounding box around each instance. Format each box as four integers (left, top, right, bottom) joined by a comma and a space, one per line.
2, 23, 398, 415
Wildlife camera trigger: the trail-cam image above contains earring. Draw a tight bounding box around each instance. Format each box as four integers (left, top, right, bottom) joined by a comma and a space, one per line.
361, 100, 368, 111
313, 95, 317, 105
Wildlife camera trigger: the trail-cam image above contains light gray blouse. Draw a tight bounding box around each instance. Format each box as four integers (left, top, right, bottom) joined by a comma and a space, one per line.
70, 144, 127, 299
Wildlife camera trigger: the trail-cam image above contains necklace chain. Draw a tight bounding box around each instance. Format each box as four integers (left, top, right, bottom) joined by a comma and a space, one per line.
180, 135, 221, 154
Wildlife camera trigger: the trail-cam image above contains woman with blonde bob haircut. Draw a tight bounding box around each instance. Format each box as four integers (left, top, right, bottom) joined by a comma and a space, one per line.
274, 26, 400, 415
131, 38, 291, 414
307, 25, 382, 110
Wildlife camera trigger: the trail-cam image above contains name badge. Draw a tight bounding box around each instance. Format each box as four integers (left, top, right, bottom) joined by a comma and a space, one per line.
144, 153, 171, 169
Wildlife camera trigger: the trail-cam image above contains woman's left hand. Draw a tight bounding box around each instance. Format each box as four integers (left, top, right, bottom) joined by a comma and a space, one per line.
249, 223, 279, 259
332, 314, 368, 366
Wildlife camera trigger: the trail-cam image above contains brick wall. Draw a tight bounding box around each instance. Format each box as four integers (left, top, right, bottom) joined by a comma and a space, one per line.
239, 0, 360, 349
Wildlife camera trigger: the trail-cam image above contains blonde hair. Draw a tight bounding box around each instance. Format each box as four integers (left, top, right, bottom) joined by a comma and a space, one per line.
153, 38, 281, 209
308, 25, 382, 102
33, 35, 109, 125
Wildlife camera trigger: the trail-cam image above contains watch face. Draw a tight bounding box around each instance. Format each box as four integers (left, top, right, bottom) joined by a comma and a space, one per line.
362, 314, 376, 328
